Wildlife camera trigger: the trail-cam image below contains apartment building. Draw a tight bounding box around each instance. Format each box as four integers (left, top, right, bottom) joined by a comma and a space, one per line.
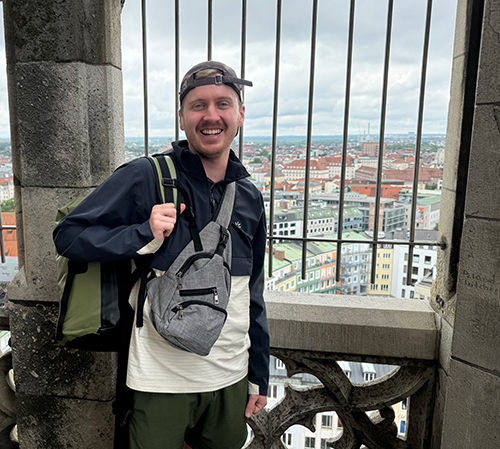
389, 229, 438, 299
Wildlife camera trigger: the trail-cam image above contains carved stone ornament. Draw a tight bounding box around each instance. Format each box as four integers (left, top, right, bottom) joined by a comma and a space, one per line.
246, 348, 435, 449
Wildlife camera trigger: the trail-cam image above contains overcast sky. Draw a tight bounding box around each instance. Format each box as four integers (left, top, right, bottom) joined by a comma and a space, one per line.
0, 0, 458, 138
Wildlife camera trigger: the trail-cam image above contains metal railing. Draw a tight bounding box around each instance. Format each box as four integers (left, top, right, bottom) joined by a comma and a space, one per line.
136, 0, 442, 288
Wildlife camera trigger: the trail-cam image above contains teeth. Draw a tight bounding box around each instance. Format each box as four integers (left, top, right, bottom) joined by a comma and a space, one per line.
201, 129, 222, 135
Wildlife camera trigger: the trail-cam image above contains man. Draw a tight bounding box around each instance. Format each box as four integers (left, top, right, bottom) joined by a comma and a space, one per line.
53, 61, 269, 449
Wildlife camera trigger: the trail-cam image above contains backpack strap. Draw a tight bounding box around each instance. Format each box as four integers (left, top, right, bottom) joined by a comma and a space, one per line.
149, 153, 203, 252
136, 154, 179, 329
148, 154, 178, 207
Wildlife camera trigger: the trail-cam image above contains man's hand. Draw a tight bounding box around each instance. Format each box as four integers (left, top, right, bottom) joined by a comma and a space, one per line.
245, 394, 267, 418
149, 203, 186, 241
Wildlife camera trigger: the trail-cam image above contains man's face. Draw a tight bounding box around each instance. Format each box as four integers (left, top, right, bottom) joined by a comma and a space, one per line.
179, 83, 245, 161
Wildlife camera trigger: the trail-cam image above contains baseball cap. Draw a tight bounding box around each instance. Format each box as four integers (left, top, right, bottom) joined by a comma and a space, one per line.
179, 61, 253, 104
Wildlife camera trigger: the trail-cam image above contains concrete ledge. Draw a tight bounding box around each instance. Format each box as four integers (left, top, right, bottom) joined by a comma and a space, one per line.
265, 291, 438, 360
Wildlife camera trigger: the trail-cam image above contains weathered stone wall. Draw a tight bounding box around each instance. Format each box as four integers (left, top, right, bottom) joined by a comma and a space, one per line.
438, 0, 500, 447
2, 1, 125, 447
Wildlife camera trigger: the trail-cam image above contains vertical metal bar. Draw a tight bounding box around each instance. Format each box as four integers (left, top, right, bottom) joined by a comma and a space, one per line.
239, 0, 248, 160
175, 0, 180, 141
370, 0, 394, 283
141, 0, 149, 156
336, 0, 356, 285
268, 0, 282, 278
207, 0, 213, 61
0, 212, 5, 264
407, 0, 433, 285
301, 0, 318, 280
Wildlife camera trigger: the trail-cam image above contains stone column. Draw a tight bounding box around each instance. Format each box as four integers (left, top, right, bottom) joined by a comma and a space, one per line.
438, 0, 500, 447
2, 0, 125, 447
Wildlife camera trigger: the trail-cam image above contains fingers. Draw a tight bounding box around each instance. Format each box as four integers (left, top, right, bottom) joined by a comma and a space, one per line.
245, 394, 267, 418
149, 203, 185, 241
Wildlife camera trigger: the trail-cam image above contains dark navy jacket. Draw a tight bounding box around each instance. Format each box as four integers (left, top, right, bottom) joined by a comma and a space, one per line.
53, 140, 270, 396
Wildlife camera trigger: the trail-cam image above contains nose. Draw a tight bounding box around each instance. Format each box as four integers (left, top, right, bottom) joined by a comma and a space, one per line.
204, 103, 218, 121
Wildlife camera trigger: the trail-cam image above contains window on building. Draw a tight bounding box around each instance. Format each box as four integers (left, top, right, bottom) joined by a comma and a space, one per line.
364, 372, 376, 382
321, 439, 328, 449
268, 385, 278, 399
382, 274, 389, 280
413, 254, 420, 263
412, 266, 419, 275
305, 437, 316, 448
275, 358, 286, 370
281, 433, 293, 447
381, 284, 389, 291
322, 415, 333, 429
410, 291, 414, 299
382, 264, 390, 269
383, 253, 391, 258
370, 284, 378, 290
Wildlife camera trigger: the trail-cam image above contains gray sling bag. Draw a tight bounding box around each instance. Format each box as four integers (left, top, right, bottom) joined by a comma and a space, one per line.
146, 182, 236, 356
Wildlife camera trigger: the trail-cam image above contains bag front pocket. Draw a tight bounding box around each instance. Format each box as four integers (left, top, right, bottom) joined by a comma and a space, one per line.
160, 294, 228, 356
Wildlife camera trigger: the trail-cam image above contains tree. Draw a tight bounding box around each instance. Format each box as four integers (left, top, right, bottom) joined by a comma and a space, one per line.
1, 198, 14, 212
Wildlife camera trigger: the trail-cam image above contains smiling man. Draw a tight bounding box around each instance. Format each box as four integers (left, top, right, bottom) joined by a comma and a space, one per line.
54, 61, 269, 449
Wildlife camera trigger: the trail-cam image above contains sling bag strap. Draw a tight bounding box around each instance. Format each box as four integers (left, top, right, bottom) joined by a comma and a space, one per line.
213, 182, 236, 256
213, 182, 236, 229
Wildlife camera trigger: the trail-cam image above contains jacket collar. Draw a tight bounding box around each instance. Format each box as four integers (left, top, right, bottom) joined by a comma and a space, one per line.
171, 140, 250, 183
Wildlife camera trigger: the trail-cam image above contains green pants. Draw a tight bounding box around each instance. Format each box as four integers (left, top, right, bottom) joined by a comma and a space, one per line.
129, 377, 248, 449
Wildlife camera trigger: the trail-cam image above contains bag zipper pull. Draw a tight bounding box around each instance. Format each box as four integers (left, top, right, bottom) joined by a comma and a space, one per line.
173, 305, 183, 319
213, 288, 219, 305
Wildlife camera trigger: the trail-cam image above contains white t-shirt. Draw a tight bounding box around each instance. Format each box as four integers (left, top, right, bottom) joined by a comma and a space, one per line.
126, 275, 255, 394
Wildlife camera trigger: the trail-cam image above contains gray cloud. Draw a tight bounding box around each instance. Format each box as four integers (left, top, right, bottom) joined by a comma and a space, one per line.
0, 0, 458, 138
122, 0, 458, 137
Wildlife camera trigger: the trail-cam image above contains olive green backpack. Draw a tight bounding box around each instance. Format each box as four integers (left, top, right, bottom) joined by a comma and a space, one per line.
55, 154, 178, 350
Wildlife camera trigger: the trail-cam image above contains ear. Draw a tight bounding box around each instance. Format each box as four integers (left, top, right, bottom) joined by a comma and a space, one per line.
179, 109, 185, 131
238, 105, 245, 128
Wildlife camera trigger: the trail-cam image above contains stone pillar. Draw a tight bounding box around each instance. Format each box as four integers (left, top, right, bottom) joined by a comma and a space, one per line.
2, 0, 125, 447
437, 0, 500, 447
